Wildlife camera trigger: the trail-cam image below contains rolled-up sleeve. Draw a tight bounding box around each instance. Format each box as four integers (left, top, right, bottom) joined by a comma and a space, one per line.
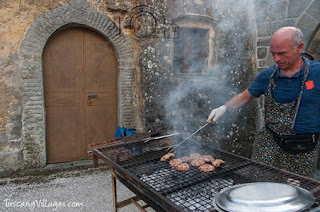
248, 68, 273, 98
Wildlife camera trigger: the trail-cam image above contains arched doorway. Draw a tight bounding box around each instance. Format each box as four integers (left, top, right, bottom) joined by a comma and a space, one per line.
43, 27, 118, 163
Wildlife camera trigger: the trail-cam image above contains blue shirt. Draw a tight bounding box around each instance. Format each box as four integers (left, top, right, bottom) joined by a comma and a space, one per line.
248, 59, 320, 134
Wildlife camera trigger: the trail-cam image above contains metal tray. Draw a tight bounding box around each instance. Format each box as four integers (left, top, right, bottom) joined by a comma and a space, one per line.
213, 182, 315, 212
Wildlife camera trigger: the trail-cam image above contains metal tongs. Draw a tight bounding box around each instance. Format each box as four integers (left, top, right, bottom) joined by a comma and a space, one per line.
142, 132, 180, 143
168, 122, 209, 153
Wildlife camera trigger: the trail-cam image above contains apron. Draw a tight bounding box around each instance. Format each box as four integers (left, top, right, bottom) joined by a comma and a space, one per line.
251, 58, 318, 177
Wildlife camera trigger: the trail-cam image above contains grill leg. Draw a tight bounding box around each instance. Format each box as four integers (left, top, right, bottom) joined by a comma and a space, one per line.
111, 168, 118, 212
93, 153, 99, 168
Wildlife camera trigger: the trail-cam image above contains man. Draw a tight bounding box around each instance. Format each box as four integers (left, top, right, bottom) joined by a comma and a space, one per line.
207, 27, 320, 177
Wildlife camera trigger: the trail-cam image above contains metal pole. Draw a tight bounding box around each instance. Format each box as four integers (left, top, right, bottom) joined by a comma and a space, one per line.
111, 168, 118, 212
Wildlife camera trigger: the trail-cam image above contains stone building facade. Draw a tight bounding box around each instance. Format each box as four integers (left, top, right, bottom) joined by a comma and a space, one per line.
0, 0, 319, 172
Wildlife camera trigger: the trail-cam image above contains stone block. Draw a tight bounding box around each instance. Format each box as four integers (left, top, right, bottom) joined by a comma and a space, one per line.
257, 22, 273, 37
0, 149, 23, 172
257, 37, 271, 46
257, 19, 295, 37
267, 1, 288, 22
288, 0, 312, 18
306, 1, 320, 21
296, 13, 319, 44
257, 47, 267, 59
258, 59, 267, 67
309, 36, 320, 53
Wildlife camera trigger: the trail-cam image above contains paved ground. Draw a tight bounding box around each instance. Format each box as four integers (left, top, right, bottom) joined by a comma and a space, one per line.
0, 161, 155, 212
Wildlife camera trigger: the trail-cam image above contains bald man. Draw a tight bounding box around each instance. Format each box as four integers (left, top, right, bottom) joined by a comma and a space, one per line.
207, 27, 320, 177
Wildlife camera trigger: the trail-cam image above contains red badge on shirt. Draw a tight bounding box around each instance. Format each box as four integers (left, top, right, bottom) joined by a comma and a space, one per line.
305, 80, 315, 90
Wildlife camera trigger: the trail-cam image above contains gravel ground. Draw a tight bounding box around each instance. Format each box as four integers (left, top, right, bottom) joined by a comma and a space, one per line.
0, 166, 155, 212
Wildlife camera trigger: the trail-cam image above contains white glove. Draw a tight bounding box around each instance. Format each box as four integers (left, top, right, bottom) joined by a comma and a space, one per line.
207, 105, 227, 123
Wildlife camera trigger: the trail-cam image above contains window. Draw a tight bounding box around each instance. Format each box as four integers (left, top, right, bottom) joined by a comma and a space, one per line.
173, 27, 209, 74
172, 15, 215, 75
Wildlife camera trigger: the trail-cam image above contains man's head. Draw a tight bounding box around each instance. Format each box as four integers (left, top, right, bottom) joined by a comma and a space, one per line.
270, 27, 304, 71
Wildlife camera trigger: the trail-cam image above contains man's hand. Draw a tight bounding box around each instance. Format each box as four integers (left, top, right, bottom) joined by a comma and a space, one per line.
207, 105, 227, 123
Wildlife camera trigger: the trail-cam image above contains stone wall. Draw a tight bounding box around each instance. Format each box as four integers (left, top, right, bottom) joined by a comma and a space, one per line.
0, 0, 70, 172
255, 0, 320, 71
0, 0, 139, 172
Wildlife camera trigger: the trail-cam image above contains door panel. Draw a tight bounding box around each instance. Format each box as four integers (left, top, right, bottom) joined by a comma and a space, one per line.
43, 27, 118, 163
46, 106, 82, 162
86, 92, 118, 149
43, 28, 83, 91
84, 28, 118, 150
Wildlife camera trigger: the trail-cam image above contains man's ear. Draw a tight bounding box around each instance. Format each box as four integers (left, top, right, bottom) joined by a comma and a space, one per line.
298, 42, 304, 53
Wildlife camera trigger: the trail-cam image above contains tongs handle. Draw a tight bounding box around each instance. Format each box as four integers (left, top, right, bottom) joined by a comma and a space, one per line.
169, 123, 209, 153
143, 132, 179, 143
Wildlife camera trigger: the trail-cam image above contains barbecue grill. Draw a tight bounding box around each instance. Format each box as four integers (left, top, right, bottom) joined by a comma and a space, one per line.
92, 134, 320, 212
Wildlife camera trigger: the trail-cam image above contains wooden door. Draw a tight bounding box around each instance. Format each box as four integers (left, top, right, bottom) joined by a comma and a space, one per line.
43, 27, 118, 163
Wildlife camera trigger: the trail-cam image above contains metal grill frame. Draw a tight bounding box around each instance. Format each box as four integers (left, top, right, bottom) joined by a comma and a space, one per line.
93, 137, 320, 212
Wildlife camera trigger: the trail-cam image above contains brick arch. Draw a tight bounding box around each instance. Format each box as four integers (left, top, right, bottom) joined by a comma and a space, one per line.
18, 0, 135, 168
306, 24, 320, 62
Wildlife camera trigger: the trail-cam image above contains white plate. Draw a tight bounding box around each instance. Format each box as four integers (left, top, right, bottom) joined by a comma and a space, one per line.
214, 182, 314, 212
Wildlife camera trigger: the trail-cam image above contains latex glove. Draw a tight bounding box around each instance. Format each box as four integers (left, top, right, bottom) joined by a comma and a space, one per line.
207, 105, 227, 123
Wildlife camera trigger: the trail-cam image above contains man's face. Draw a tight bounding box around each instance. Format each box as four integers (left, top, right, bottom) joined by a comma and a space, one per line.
270, 36, 303, 71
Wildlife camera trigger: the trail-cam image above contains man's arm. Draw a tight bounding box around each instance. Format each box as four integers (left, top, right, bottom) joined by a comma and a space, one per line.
224, 89, 255, 109
207, 89, 255, 122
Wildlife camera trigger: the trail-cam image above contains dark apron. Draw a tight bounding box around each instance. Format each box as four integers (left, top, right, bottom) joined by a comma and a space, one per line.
252, 58, 318, 177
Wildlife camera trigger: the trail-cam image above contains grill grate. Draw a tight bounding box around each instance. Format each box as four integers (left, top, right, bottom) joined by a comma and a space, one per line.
126, 149, 249, 195
95, 137, 320, 211
167, 178, 234, 211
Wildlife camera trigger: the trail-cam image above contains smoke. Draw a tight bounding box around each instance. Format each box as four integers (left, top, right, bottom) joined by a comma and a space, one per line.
156, 0, 257, 154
